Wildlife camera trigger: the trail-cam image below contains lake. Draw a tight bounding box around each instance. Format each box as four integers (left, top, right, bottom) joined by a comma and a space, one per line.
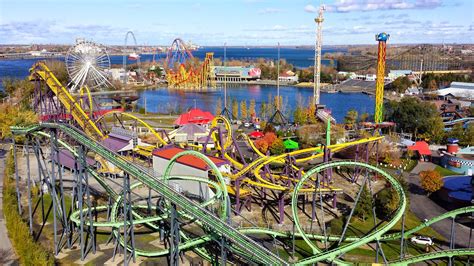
136, 85, 374, 122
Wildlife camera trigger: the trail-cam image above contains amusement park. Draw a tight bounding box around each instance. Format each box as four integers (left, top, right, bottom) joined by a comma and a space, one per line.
0, 1, 473, 266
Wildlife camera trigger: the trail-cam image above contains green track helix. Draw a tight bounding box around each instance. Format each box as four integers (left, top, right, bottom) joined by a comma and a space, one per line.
12, 123, 474, 265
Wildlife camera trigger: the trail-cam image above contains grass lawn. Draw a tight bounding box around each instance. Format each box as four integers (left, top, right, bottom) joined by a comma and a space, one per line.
434, 165, 460, 177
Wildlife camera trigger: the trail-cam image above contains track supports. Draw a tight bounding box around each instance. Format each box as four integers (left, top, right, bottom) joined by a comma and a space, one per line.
122, 173, 136, 265
169, 203, 181, 266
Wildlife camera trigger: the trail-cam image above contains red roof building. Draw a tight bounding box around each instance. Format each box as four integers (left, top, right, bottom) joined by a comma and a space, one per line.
174, 108, 215, 125
407, 141, 431, 156
152, 146, 227, 171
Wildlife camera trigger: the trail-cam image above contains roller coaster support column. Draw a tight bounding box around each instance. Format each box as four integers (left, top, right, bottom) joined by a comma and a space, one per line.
278, 192, 285, 224
170, 203, 181, 266
77, 145, 96, 260
34, 137, 53, 238
25, 137, 33, 235
123, 173, 136, 265
12, 138, 22, 214
449, 216, 456, 265
49, 130, 60, 255
52, 130, 72, 251
400, 212, 406, 259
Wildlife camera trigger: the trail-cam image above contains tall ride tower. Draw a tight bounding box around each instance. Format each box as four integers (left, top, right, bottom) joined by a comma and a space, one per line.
374, 32, 389, 124
313, 5, 325, 105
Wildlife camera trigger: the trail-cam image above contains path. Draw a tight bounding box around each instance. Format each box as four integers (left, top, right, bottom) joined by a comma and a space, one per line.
0, 143, 16, 265
408, 161, 473, 248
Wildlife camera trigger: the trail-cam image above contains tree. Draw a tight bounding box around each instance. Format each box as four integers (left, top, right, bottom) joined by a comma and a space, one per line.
259, 101, 267, 120
344, 109, 358, 128
353, 185, 372, 221
249, 99, 256, 118
427, 79, 438, 91
240, 100, 247, 120
45, 60, 68, 85
216, 97, 222, 115
375, 188, 398, 219
0, 105, 38, 139
254, 138, 269, 153
359, 112, 369, 122
391, 76, 412, 93
293, 106, 307, 125
307, 101, 317, 124
384, 97, 443, 142
232, 98, 239, 119
269, 138, 285, 155
419, 170, 443, 195
462, 124, 474, 146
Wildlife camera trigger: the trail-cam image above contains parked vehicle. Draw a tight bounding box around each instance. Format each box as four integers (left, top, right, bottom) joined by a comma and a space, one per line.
410, 236, 433, 246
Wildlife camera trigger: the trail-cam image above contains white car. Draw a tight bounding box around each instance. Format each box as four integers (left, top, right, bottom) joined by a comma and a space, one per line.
410, 236, 433, 246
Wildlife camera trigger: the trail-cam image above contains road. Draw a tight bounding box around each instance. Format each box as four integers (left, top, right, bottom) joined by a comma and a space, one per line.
408, 162, 473, 248
0, 143, 15, 265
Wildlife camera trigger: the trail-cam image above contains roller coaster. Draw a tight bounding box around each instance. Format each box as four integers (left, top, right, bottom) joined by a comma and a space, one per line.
8, 62, 474, 265
165, 38, 216, 90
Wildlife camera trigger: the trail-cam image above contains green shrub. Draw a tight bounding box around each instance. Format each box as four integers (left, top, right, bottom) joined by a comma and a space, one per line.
3, 150, 54, 265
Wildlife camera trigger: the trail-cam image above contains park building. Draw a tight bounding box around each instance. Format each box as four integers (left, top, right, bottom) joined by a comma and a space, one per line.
152, 146, 230, 200
278, 70, 298, 83
436, 82, 474, 100
211, 66, 261, 82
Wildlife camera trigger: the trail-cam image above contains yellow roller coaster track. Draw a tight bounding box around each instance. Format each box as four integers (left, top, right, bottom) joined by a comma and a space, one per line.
30, 62, 105, 140
95, 110, 168, 146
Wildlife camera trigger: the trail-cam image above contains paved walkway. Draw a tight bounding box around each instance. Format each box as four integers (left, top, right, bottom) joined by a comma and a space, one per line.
0, 143, 16, 265
408, 161, 473, 248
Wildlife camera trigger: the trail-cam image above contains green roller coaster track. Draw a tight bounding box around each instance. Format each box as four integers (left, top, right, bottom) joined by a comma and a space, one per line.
12, 123, 474, 265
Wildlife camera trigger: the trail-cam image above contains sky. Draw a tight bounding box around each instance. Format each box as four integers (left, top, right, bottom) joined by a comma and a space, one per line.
0, 0, 472, 46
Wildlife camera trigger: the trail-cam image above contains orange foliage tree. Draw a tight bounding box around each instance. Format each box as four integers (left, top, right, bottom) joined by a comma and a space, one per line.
254, 132, 278, 154
419, 170, 444, 195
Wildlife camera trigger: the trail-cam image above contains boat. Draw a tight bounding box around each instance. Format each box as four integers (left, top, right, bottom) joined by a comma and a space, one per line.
128, 52, 140, 60
112, 95, 140, 104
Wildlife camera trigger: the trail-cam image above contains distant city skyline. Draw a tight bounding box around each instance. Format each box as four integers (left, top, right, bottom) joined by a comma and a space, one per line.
0, 0, 472, 46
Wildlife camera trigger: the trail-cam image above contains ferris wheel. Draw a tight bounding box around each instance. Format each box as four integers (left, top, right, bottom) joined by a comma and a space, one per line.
65, 39, 111, 91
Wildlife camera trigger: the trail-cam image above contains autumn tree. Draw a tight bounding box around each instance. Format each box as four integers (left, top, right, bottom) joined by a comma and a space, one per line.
259, 101, 267, 120
240, 100, 247, 120
419, 170, 444, 195
359, 112, 370, 122
293, 106, 307, 125
0, 105, 38, 139
344, 109, 358, 129
249, 99, 256, 118
270, 138, 285, 155
232, 98, 239, 119
216, 97, 222, 115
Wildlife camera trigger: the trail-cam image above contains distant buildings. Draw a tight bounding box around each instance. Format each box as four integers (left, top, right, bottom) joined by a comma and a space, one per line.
211, 66, 261, 82
388, 70, 412, 80
278, 70, 298, 83
436, 82, 474, 100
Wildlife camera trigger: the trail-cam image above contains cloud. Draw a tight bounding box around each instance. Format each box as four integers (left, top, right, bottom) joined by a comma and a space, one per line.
0, 20, 126, 44
258, 8, 281, 14
306, 0, 443, 13
304, 4, 318, 13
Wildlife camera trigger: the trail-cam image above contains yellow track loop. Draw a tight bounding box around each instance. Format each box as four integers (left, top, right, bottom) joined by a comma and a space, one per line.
95, 110, 168, 146
78, 86, 93, 118
211, 115, 233, 151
